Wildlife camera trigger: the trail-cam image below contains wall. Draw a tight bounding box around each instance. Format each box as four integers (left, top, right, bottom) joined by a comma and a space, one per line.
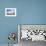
0, 0, 46, 44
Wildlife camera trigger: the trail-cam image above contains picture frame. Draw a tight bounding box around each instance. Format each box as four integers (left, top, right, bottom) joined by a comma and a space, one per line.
18, 24, 46, 42
5, 8, 16, 17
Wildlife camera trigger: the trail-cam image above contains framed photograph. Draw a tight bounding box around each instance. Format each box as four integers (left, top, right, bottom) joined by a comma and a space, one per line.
18, 24, 46, 41
5, 8, 16, 17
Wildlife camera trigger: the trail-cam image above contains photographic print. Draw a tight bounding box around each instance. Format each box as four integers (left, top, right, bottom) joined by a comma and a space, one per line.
18, 24, 46, 46
5, 8, 16, 16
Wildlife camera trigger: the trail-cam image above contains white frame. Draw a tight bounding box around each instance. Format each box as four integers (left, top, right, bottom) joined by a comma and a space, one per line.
5, 8, 16, 17
18, 24, 46, 42
18, 25, 21, 43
